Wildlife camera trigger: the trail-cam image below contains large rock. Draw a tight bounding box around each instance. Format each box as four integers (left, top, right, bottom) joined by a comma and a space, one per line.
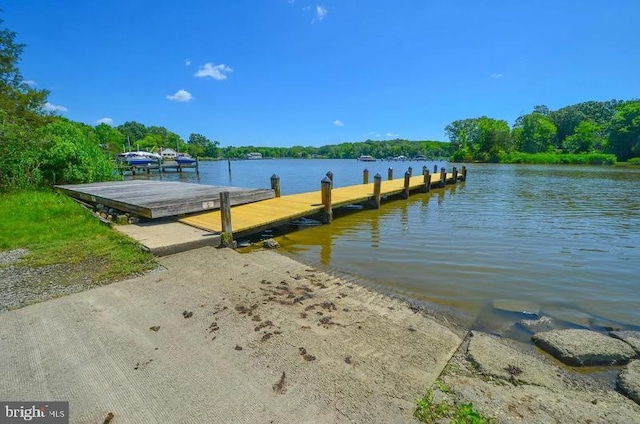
611, 330, 640, 355
532, 329, 636, 366
467, 331, 564, 389
618, 360, 640, 405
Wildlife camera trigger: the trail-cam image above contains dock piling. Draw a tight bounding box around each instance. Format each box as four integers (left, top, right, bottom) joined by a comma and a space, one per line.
326, 171, 334, 189
321, 176, 333, 223
220, 191, 233, 247
434, 164, 438, 173
422, 168, 431, 192
403, 171, 410, 199
408, 166, 413, 177
270, 174, 281, 197
373, 173, 382, 208
461, 166, 467, 181
388, 167, 393, 181
363, 168, 369, 184
440, 168, 446, 187
452, 167, 458, 184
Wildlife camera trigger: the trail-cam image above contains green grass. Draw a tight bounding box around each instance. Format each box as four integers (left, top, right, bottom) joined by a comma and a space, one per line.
497, 152, 616, 165
0, 189, 156, 280
414, 388, 494, 424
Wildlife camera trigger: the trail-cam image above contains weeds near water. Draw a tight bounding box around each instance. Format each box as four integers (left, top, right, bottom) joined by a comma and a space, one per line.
414, 385, 494, 424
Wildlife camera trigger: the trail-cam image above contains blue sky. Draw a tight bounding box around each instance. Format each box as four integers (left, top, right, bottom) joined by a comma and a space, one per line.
4, 1, 639, 147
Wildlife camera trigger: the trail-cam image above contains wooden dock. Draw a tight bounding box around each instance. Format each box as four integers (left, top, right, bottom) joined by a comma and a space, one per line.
56, 181, 275, 219
180, 166, 466, 239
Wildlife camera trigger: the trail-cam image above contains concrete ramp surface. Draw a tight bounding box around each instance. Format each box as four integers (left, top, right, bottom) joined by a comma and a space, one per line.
0, 248, 462, 423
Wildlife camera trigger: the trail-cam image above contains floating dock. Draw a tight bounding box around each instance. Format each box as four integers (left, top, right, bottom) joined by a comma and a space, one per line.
180, 166, 465, 240
55, 181, 275, 219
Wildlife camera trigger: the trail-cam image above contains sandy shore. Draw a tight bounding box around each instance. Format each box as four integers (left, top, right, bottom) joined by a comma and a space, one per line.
0, 247, 462, 423
1, 246, 639, 423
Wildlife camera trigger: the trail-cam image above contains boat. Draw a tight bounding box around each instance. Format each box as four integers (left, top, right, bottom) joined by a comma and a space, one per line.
413, 155, 428, 161
357, 155, 376, 162
175, 153, 197, 166
246, 152, 263, 160
117, 151, 162, 166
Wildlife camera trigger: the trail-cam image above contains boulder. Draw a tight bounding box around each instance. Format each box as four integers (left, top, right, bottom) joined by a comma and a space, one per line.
610, 330, 640, 355
532, 329, 636, 366
263, 238, 279, 249
617, 360, 640, 405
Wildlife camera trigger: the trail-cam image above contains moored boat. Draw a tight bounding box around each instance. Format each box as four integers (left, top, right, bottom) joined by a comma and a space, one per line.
117, 151, 162, 166
357, 155, 376, 162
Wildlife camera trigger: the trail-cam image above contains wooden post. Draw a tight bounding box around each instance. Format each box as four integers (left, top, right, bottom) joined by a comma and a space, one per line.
422, 168, 431, 192
326, 171, 334, 189
388, 167, 393, 181
434, 164, 438, 173
196, 157, 200, 178
227, 158, 231, 175
363, 168, 369, 184
461, 166, 467, 181
270, 174, 281, 197
440, 167, 446, 187
403, 171, 410, 198
452, 167, 458, 184
220, 191, 233, 247
321, 176, 333, 223
372, 173, 382, 208
408, 166, 413, 177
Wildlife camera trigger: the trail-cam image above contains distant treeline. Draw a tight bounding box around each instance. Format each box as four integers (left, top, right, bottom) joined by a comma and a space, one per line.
219, 139, 451, 160
446, 100, 640, 163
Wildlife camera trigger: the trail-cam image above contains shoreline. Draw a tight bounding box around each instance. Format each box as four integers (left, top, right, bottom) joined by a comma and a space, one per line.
1, 247, 638, 422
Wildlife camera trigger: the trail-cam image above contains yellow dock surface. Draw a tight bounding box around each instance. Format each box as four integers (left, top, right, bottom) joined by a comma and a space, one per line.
180, 173, 454, 234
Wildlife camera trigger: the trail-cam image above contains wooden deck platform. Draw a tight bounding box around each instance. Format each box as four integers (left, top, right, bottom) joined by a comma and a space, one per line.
180, 171, 461, 236
56, 181, 275, 219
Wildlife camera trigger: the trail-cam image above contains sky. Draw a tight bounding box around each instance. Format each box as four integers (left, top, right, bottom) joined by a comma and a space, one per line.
4, 0, 639, 148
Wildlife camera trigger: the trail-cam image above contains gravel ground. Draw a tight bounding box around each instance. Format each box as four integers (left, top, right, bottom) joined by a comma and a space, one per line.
0, 248, 153, 313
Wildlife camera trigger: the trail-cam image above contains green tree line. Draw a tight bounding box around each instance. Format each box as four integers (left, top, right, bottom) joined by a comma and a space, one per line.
446, 100, 640, 162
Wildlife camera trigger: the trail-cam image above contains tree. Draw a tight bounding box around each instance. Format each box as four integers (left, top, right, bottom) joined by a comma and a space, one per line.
187, 133, 219, 157
39, 118, 114, 185
0, 17, 50, 190
513, 113, 557, 153
562, 120, 602, 153
608, 101, 640, 161
117, 121, 148, 147
94, 123, 124, 154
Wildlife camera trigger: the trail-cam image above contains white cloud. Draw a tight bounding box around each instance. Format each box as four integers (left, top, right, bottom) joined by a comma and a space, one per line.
333, 119, 344, 127
195, 63, 233, 80
44, 102, 68, 113
96, 117, 113, 125
166, 89, 193, 102
24, 80, 37, 87
185, 59, 191, 66
312, 6, 327, 23
490, 73, 504, 79
386, 132, 399, 137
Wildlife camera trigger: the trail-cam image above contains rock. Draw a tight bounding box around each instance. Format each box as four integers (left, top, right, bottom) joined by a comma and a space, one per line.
519, 316, 556, 333
263, 238, 279, 249
116, 214, 129, 225
467, 331, 565, 389
617, 360, 640, 405
492, 299, 540, 316
538, 305, 592, 328
610, 330, 640, 354
532, 329, 636, 366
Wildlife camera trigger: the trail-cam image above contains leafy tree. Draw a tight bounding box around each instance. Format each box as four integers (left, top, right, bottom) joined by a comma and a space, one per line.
39, 118, 114, 185
117, 121, 148, 147
608, 101, 640, 161
513, 113, 557, 153
187, 133, 219, 157
94, 123, 124, 154
0, 17, 50, 190
562, 120, 602, 153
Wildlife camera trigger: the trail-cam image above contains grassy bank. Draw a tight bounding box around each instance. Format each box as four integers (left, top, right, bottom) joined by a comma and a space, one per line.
0, 190, 156, 280
496, 152, 617, 165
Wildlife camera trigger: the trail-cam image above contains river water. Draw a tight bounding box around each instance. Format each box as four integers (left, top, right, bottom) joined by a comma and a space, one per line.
132, 159, 640, 336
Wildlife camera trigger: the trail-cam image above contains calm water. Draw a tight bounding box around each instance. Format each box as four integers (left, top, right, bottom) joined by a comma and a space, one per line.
132, 160, 640, 334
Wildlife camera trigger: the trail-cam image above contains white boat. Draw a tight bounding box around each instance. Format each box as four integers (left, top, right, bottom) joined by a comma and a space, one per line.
357, 155, 376, 162
246, 152, 263, 160
117, 151, 162, 166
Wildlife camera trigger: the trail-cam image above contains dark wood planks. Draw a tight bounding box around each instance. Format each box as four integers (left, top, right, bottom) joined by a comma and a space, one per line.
56, 180, 274, 219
